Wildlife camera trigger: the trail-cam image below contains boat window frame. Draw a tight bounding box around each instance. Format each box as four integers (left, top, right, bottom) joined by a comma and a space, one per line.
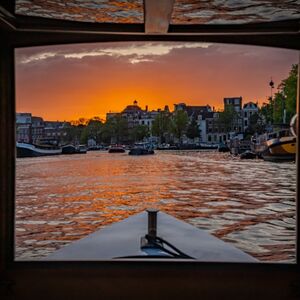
0, 6, 299, 299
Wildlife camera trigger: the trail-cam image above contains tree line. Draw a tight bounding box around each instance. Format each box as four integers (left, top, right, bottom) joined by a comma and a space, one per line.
64, 116, 148, 145
63, 109, 200, 145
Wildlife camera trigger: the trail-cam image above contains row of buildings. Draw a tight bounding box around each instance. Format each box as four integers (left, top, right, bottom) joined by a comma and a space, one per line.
106, 98, 259, 144
16, 97, 259, 145
16, 113, 69, 145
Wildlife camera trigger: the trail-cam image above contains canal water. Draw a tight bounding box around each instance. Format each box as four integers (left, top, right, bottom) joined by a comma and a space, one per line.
15, 150, 296, 262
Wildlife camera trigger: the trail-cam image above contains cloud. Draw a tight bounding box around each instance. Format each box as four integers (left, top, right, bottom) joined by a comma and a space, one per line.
20, 51, 58, 64
18, 42, 212, 65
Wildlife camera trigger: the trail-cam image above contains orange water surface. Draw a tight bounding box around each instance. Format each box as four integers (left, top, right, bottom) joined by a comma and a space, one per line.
15, 150, 296, 262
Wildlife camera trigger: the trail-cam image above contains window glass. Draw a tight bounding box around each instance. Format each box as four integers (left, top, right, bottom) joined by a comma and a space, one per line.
15, 42, 297, 262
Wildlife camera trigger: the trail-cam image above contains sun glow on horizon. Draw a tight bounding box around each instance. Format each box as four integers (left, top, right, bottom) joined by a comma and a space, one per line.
15, 42, 297, 122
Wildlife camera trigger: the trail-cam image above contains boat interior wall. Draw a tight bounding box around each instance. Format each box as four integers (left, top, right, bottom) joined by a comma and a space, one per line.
0, 1, 299, 299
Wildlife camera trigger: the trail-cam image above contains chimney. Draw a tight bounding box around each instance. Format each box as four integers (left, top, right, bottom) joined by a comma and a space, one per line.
145, 105, 148, 112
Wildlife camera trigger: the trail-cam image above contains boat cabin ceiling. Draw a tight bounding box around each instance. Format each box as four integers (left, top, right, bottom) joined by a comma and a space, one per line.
0, 0, 299, 49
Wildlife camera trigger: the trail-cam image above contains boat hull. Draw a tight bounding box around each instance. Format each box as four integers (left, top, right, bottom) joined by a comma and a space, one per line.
45, 211, 256, 262
129, 148, 154, 155
240, 151, 257, 159
263, 136, 296, 161
62, 145, 87, 154
108, 148, 125, 153
16, 143, 62, 158
62, 145, 76, 154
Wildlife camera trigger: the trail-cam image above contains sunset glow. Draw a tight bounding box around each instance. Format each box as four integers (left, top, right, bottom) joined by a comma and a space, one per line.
15, 42, 298, 121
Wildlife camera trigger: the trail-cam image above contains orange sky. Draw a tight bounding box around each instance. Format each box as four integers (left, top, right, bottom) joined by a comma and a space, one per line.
15, 42, 298, 121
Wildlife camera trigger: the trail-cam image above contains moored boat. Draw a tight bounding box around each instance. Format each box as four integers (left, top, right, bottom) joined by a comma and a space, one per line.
16, 142, 62, 158
157, 143, 178, 150
62, 144, 76, 154
218, 142, 230, 152
62, 144, 87, 154
251, 127, 296, 162
128, 142, 154, 155
240, 150, 257, 159
76, 144, 87, 154
251, 114, 298, 162
108, 145, 126, 153
262, 135, 296, 162
228, 139, 251, 155
199, 143, 219, 150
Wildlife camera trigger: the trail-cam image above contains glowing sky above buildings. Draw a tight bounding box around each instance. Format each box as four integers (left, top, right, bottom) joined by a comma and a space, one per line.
15, 42, 298, 121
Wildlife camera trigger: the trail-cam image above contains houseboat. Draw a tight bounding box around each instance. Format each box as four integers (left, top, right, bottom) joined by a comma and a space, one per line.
16, 142, 62, 158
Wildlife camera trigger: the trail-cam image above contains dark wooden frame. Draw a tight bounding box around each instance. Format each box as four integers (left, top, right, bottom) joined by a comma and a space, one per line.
0, 2, 299, 299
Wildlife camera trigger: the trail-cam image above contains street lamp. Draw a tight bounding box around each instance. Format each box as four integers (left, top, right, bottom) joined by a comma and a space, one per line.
282, 90, 286, 124
269, 78, 275, 124
269, 78, 274, 98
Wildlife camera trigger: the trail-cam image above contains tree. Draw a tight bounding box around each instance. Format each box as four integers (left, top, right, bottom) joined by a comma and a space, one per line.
103, 115, 128, 144
64, 123, 84, 145
86, 118, 103, 143
70, 118, 89, 126
217, 105, 238, 133
170, 110, 189, 143
186, 117, 200, 140
151, 112, 171, 143
246, 112, 265, 135
260, 99, 273, 125
129, 125, 149, 142
273, 92, 285, 124
261, 64, 298, 125
77, 119, 103, 144
279, 64, 297, 123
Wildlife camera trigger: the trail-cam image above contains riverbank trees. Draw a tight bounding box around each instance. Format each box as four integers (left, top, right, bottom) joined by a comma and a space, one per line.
261, 64, 298, 125
151, 111, 171, 143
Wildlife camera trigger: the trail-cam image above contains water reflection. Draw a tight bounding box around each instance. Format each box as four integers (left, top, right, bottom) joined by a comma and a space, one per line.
15, 151, 296, 262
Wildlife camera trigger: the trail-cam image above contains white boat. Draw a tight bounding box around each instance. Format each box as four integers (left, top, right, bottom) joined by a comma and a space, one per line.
16, 142, 62, 158
46, 210, 256, 262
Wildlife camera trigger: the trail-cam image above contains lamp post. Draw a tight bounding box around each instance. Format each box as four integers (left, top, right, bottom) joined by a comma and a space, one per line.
282, 91, 286, 124
269, 78, 274, 124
